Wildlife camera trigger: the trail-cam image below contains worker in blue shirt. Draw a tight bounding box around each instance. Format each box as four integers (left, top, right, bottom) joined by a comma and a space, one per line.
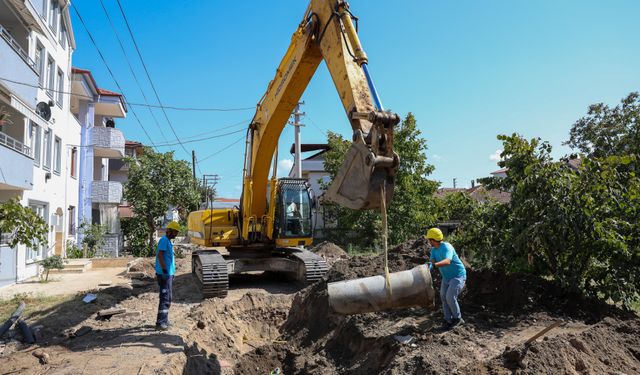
155, 221, 180, 331
426, 228, 467, 329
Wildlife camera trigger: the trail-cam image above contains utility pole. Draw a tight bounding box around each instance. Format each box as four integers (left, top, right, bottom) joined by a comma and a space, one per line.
453, 178, 457, 189
289, 102, 305, 178
191, 150, 197, 188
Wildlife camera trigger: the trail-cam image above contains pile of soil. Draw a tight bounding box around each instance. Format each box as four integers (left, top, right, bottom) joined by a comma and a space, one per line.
312, 241, 349, 259
234, 237, 640, 374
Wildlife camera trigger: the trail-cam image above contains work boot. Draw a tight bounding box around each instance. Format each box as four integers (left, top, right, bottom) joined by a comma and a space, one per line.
440, 320, 452, 331
450, 318, 465, 328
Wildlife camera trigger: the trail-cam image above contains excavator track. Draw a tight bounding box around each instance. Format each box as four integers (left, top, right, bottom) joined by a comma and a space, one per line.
289, 249, 329, 284
192, 251, 229, 298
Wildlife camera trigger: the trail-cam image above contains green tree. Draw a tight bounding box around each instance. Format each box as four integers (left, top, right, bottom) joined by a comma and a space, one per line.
566, 92, 640, 159
41, 255, 64, 281
124, 148, 199, 255
0, 198, 48, 248
321, 113, 439, 248
469, 132, 640, 307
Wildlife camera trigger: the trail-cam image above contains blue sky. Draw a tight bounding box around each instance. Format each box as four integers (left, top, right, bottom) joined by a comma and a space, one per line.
70, 0, 640, 197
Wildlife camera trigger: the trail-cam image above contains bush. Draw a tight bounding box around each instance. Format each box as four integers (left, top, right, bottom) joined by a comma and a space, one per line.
122, 216, 153, 257
41, 255, 64, 281
79, 223, 106, 255
65, 240, 84, 259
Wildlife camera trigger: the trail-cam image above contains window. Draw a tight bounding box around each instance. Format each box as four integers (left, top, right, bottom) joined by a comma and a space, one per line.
59, 23, 66, 49
46, 56, 54, 97
68, 206, 76, 235
35, 43, 44, 85
48, 0, 57, 33
27, 203, 47, 262
70, 147, 77, 177
31, 121, 41, 166
56, 68, 63, 107
53, 136, 61, 174
43, 129, 52, 170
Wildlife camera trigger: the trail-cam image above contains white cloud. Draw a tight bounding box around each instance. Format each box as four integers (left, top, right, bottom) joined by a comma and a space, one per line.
431, 154, 442, 161
278, 159, 294, 176
234, 185, 242, 191
489, 149, 503, 161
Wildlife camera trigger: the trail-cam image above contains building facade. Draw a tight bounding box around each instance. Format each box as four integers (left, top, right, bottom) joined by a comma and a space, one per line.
0, 0, 79, 286
70, 68, 127, 257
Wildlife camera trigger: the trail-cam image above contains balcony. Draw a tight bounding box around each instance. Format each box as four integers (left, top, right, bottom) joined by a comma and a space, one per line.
0, 24, 38, 107
92, 126, 125, 158
0, 132, 33, 190
91, 181, 123, 204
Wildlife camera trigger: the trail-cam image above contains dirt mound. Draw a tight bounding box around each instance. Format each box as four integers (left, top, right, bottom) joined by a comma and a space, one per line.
186, 293, 292, 366
126, 258, 156, 279
473, 317, 640, 374
234, 237, 640, 374
312, 241, 348, 259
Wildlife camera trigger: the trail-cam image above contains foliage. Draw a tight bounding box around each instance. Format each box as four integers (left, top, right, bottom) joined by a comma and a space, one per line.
121, 216, 153, 257
41, 255, 64, 281
0, 198, 48, 249
79, 223, 106, 257
321, 113, 439, 248
65, 240, 83, 259
565, 92, 640, 160
456, 126, 640, 307
123, 148, 199, 255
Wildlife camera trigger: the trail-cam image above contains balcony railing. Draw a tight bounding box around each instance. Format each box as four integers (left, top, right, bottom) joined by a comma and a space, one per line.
0, 132, 32, 158
0, 24, 38, 73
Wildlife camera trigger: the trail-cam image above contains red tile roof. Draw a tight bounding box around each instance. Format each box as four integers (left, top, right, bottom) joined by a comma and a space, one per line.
215, 198, 240, 203
97, 88, 122, 97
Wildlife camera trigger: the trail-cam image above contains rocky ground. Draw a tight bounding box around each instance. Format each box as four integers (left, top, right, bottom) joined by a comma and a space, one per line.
1, 239, 639, 374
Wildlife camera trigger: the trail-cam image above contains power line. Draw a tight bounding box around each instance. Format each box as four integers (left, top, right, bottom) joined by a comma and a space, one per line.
153, 128, 246, 147
0, 77, 254, 112
129, 103, 255, 112
199, 136, 246, 163
115, 0, 189, 158
98, 0, 169, 143
71, 3, 157, 149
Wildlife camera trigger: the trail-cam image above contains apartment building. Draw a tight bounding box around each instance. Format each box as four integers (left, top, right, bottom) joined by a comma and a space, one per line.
0, 0, 79, 286
70, 68, 127, 257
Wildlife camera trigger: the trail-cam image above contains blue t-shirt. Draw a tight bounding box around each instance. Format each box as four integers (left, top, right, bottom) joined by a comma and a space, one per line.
155, 236, 176, 276
429, 241, 466, 281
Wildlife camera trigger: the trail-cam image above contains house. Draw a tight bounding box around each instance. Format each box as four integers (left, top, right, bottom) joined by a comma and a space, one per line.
70, 68, 127, 257
287, 143, 331, 238
0, 0, 78, 286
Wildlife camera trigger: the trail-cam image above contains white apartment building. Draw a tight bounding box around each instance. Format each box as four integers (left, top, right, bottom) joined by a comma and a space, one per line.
0, 0, 79, 286
70, 67, 127, 257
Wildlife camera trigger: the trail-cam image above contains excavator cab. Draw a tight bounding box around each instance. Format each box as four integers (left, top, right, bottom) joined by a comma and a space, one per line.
274, 178, 314, 247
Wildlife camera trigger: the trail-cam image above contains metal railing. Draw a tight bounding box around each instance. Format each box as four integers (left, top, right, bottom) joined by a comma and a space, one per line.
0, 131, 32, 158
0, 24, 38, 74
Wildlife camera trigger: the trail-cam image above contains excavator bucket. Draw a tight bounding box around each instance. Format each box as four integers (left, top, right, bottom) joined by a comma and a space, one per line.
324, 132, 397, 210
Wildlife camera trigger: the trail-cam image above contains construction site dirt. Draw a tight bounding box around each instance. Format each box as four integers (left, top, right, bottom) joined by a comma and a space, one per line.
1, 240, 639, 374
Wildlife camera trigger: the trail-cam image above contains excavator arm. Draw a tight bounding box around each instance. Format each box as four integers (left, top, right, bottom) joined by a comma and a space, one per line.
241, 0, 400, 240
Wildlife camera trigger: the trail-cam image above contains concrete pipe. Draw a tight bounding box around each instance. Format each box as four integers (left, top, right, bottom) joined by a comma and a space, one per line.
327, 264, 436, 315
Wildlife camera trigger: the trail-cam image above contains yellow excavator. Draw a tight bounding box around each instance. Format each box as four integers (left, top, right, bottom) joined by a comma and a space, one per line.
187, 0, 400, 298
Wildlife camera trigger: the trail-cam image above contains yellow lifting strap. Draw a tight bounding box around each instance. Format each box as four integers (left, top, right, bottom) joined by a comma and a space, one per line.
381, 183, 392, 298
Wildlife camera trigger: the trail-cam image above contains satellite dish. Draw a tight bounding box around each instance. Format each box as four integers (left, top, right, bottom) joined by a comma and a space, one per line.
36, 102, 51, 121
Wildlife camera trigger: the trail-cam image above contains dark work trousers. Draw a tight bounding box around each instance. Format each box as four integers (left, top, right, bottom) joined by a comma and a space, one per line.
156, 275, 174, 326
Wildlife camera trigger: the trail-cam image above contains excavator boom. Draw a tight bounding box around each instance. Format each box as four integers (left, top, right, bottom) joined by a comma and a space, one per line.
242, 0, 400, 240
